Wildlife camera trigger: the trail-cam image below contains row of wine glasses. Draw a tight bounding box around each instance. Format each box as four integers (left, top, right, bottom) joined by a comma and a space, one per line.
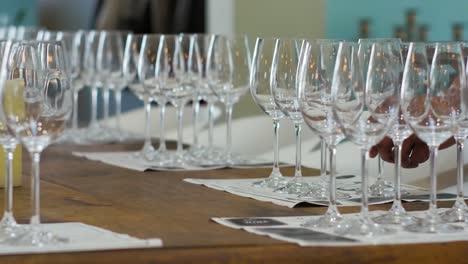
33, 30, 253, 168
251, 37, 468, 236
250, 38, 394, 199
4, 28, 261, 168
126, 33, 251, 167
0, 28, 261, 168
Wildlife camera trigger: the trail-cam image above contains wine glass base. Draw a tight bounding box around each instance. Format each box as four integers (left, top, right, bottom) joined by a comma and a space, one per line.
187, 145, 208, 158
335, 216, 396, 237
369, 179, 394, 197
404, 221, 463, 233
57, 129, 92, 145
273, 178, 309, 195
372, 204, 417, 225
3, 226, 69, 246
439, 200, 468, 223
302, 206, 343, 228
193, 149, 226, 167
252, 175, 288, 189
299, 185, 351, 200
0, 214, 27, 242
110, 130, 141, 142
221, 152, 253, 167
85, 124, 114, 143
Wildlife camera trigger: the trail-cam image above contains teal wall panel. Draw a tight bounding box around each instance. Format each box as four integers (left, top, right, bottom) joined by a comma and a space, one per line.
0, 0, 37, 25
326, 0, 468, 41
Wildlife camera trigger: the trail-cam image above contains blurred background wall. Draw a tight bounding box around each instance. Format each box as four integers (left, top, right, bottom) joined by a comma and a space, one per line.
2, 0, 468, 119
0, 0, 37, 26
327, 0, 468, 41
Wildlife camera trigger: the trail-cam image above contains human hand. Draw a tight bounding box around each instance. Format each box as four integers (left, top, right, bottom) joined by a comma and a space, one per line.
370, 134, 455, 168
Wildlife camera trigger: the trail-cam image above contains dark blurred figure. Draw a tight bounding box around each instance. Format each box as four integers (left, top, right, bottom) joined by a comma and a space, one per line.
94, 0, 205, 33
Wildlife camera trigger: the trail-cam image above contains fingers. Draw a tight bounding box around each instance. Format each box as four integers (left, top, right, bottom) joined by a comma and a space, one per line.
400, 135, 415, 168
439, 137, 455, 150
410, 136, 430, 165
365, 134, 453, 169
369, 145, 379, 158
378, 137, 394, 163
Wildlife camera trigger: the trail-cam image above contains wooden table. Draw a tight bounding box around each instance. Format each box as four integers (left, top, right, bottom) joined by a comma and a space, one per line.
0, 142, 466, 263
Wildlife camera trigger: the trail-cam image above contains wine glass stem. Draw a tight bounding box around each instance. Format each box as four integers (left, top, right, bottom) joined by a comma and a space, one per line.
394, 141, 403, 203
360, 148, 370, 217
115, 90, 122, 134
320, 140, 328, 179
328, 144, 338, 208
208, 101, 214, 148
30, 151, 42, 227
272, 119, 281, 174
103, 87, 110, 124
225, 104, 233, 157
159, 101, 167, 152
192, 99, 200, 147
72, 90, 79, 130
377, 155, 384, 181
3, 144, 16, 219
90, 85, 98, 126
143, 98, 152, 150
456, 138, 465, 201
176, 105, 184, 155
294, 122, 302, 178
429, 146, 438, 219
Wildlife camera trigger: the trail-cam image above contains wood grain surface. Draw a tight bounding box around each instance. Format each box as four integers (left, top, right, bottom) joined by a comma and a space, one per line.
0, 141, 465, 264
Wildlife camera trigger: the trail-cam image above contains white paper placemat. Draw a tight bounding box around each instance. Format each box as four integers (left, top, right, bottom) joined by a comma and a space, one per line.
213, 210, 468, 247
185, 176, 458, 208
0, 222, 162, 255
73, 151, 287, 172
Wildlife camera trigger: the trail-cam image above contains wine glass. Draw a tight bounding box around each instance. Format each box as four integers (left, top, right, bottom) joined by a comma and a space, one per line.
157, 34, 200, 166
199, 35, 224, 164
358, 38, 402, 197
188, 34, 212, 158
270, 38, 309, 194
62, 31, 87, 143
332, 41, 397, 236
298, 39, 349, 200
40, 31, 88, 144
298, 39, 347, 227
0, 40, 25, 241
439, 42, 468, 223
2, 41, 72, 245
82, 30, 104, 140
124, 33, 156, 158
137, 34, 169, 161
207, 35, 251, 165
96, 31, 125, 140
249, 37, 287, 188
402, 42, 464, 233
370, 41, 414, 225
